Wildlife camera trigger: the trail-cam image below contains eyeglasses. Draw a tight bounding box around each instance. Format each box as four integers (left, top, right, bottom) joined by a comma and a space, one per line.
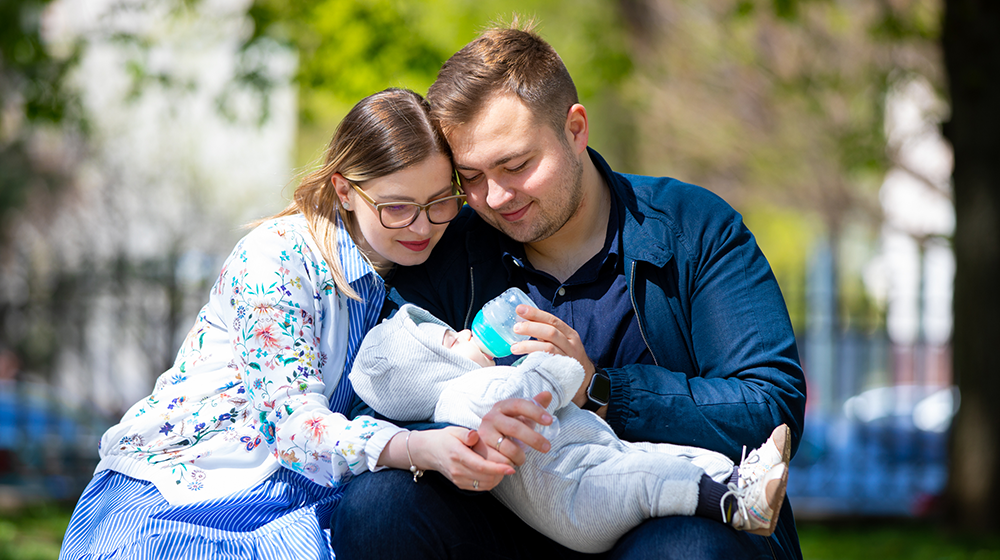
348, 181, 466, 229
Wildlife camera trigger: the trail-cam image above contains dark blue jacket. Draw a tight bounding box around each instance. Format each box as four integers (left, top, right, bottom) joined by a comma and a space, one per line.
385, 148, 806, 558
390, 148, 806, 456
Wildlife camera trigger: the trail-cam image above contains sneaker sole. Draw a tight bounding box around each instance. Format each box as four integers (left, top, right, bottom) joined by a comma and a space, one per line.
777, 424, 791, 465
748, 463, 788, 537
749, 425, 791, 537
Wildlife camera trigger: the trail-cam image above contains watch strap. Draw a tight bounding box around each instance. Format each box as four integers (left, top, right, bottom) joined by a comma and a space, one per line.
583, 368, 610, 412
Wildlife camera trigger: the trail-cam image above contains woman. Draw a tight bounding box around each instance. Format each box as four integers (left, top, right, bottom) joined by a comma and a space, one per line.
59, 88, 517, 560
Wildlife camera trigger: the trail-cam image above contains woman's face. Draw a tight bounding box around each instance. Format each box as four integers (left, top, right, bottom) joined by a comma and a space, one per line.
340, 153, 456, 270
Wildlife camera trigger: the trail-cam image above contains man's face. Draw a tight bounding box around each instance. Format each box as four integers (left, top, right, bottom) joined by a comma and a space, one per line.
448, 95, 584, 244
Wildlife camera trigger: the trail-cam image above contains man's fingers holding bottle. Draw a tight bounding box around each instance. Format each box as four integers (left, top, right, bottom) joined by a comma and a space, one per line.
509, 305, 594, 373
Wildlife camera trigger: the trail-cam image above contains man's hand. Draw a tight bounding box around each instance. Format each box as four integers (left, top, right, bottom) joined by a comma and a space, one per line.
509, 306, 603, 412
510, 305, 595, 370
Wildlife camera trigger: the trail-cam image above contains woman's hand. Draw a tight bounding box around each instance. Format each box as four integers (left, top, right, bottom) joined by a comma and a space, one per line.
395, 427, 515, 492
475, 391, 555, 466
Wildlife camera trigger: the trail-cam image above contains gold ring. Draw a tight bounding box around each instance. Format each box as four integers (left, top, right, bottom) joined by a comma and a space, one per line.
473, 480, 480, 490
495, 435, 505, 451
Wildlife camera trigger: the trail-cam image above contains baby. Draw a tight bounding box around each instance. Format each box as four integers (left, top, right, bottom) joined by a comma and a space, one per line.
350, 304, 790, 553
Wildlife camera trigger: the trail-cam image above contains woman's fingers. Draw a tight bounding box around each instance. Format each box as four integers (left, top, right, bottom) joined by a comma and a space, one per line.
435, 426, 512, 491
408, 397, 559, 492
478, 397, 553, 463
532, 391, 553, 409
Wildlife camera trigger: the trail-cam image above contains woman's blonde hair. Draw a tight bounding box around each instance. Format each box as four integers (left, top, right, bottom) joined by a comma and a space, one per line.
267, 88, 451, 299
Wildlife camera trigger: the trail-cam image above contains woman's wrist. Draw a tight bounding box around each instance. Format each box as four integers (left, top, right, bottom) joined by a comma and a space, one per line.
376, 429, 434, 475
377, 430, 413, 471
405, 431, 424, 481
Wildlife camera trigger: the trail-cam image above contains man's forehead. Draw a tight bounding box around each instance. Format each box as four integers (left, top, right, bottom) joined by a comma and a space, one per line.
448, 95, 540, 168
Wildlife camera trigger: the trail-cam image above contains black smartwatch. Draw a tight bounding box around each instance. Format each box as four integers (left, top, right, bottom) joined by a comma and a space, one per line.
582, 367, 611, 412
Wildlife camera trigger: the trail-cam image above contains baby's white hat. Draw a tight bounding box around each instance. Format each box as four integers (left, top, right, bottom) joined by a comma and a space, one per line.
348, 304, 479, 421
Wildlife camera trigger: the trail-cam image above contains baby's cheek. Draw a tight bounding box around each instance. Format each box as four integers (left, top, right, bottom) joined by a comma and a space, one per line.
475, 353, 496, 368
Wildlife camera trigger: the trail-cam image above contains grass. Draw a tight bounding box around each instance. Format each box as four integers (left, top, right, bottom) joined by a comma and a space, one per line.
797, 519, 1000, 560
2, 503, 999, 559
0, 503, 73, 560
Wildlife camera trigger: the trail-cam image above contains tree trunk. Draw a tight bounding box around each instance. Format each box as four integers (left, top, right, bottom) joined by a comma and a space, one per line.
942, 0, 1000, 533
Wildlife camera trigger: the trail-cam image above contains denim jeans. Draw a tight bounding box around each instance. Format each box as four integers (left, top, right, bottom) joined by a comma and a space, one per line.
330, 469, 802, 560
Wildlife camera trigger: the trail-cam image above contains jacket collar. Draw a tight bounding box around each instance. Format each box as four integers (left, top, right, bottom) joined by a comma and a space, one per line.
588, 148, 673, 269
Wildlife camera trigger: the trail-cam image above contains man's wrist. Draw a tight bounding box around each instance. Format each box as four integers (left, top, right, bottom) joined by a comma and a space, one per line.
582, 367, 611, 412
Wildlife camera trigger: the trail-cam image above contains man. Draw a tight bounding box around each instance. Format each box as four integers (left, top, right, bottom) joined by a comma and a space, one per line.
332, 21, 806, 560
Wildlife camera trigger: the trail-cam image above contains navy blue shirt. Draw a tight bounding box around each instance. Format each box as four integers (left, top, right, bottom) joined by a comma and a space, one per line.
495, 192, 655, 369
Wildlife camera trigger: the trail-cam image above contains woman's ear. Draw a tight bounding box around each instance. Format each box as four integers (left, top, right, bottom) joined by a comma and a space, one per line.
331, 173, 352, 207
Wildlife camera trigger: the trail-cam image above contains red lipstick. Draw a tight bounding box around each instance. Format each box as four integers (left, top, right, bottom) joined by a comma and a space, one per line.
399, 239, 430, 252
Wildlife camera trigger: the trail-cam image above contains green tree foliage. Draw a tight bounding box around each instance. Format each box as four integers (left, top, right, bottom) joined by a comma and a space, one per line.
1, 0, 290, 384
243, 0, 636, 166
607, 0, 941, 327
0, 0, 84, 248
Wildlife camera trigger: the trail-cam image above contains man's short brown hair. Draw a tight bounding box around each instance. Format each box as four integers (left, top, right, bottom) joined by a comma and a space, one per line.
427, 18, 579, 138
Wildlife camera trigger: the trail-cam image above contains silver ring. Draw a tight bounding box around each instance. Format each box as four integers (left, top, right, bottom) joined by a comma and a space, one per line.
495, 435, 505, 451
473, 480, 480, 490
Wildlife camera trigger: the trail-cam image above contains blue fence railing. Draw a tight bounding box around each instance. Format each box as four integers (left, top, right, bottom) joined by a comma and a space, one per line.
788, 410, 951, 518
0, 379, 112, 505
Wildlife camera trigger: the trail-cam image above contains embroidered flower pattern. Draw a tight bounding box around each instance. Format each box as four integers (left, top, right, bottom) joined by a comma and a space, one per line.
97, 216, 391, 500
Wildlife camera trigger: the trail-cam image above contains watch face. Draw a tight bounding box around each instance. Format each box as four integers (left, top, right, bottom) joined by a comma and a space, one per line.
588, 372, 611, 406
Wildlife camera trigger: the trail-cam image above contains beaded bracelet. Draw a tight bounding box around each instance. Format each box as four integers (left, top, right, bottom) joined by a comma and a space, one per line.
405, 432, 424, 482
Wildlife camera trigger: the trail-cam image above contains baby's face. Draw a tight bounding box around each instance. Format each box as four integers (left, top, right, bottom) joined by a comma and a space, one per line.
442, 329, 495, 368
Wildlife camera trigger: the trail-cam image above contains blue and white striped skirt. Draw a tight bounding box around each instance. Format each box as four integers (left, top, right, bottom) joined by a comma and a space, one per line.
59, 468, 343, 560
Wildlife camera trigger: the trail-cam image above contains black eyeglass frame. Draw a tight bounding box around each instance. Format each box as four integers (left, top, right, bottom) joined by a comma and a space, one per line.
348, 180, 466, 229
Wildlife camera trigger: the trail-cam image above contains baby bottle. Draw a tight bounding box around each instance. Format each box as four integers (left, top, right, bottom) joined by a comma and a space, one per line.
470, 287, 537, 359
470, 287, 560, 441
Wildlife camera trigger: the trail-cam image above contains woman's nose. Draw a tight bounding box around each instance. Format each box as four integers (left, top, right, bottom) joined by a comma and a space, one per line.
407, 209, 433, 235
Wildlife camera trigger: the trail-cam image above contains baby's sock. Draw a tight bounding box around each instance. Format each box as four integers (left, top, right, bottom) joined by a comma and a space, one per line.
694, 473, 733, 524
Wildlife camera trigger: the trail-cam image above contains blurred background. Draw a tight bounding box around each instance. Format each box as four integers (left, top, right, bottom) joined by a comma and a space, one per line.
2, 0, 999, 557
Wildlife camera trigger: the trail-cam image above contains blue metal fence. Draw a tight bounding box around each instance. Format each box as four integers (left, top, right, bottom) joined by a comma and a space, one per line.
0, 379, 112, 506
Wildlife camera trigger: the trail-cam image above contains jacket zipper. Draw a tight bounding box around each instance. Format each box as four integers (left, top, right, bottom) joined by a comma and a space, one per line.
464, 266, 476, 329
630, 261, 659, 367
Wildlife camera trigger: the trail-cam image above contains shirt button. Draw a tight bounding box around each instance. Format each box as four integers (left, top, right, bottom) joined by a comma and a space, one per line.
558, 287, 566, 297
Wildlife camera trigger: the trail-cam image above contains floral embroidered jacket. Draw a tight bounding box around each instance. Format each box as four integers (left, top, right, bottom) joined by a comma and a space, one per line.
96, 215, 404, 505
